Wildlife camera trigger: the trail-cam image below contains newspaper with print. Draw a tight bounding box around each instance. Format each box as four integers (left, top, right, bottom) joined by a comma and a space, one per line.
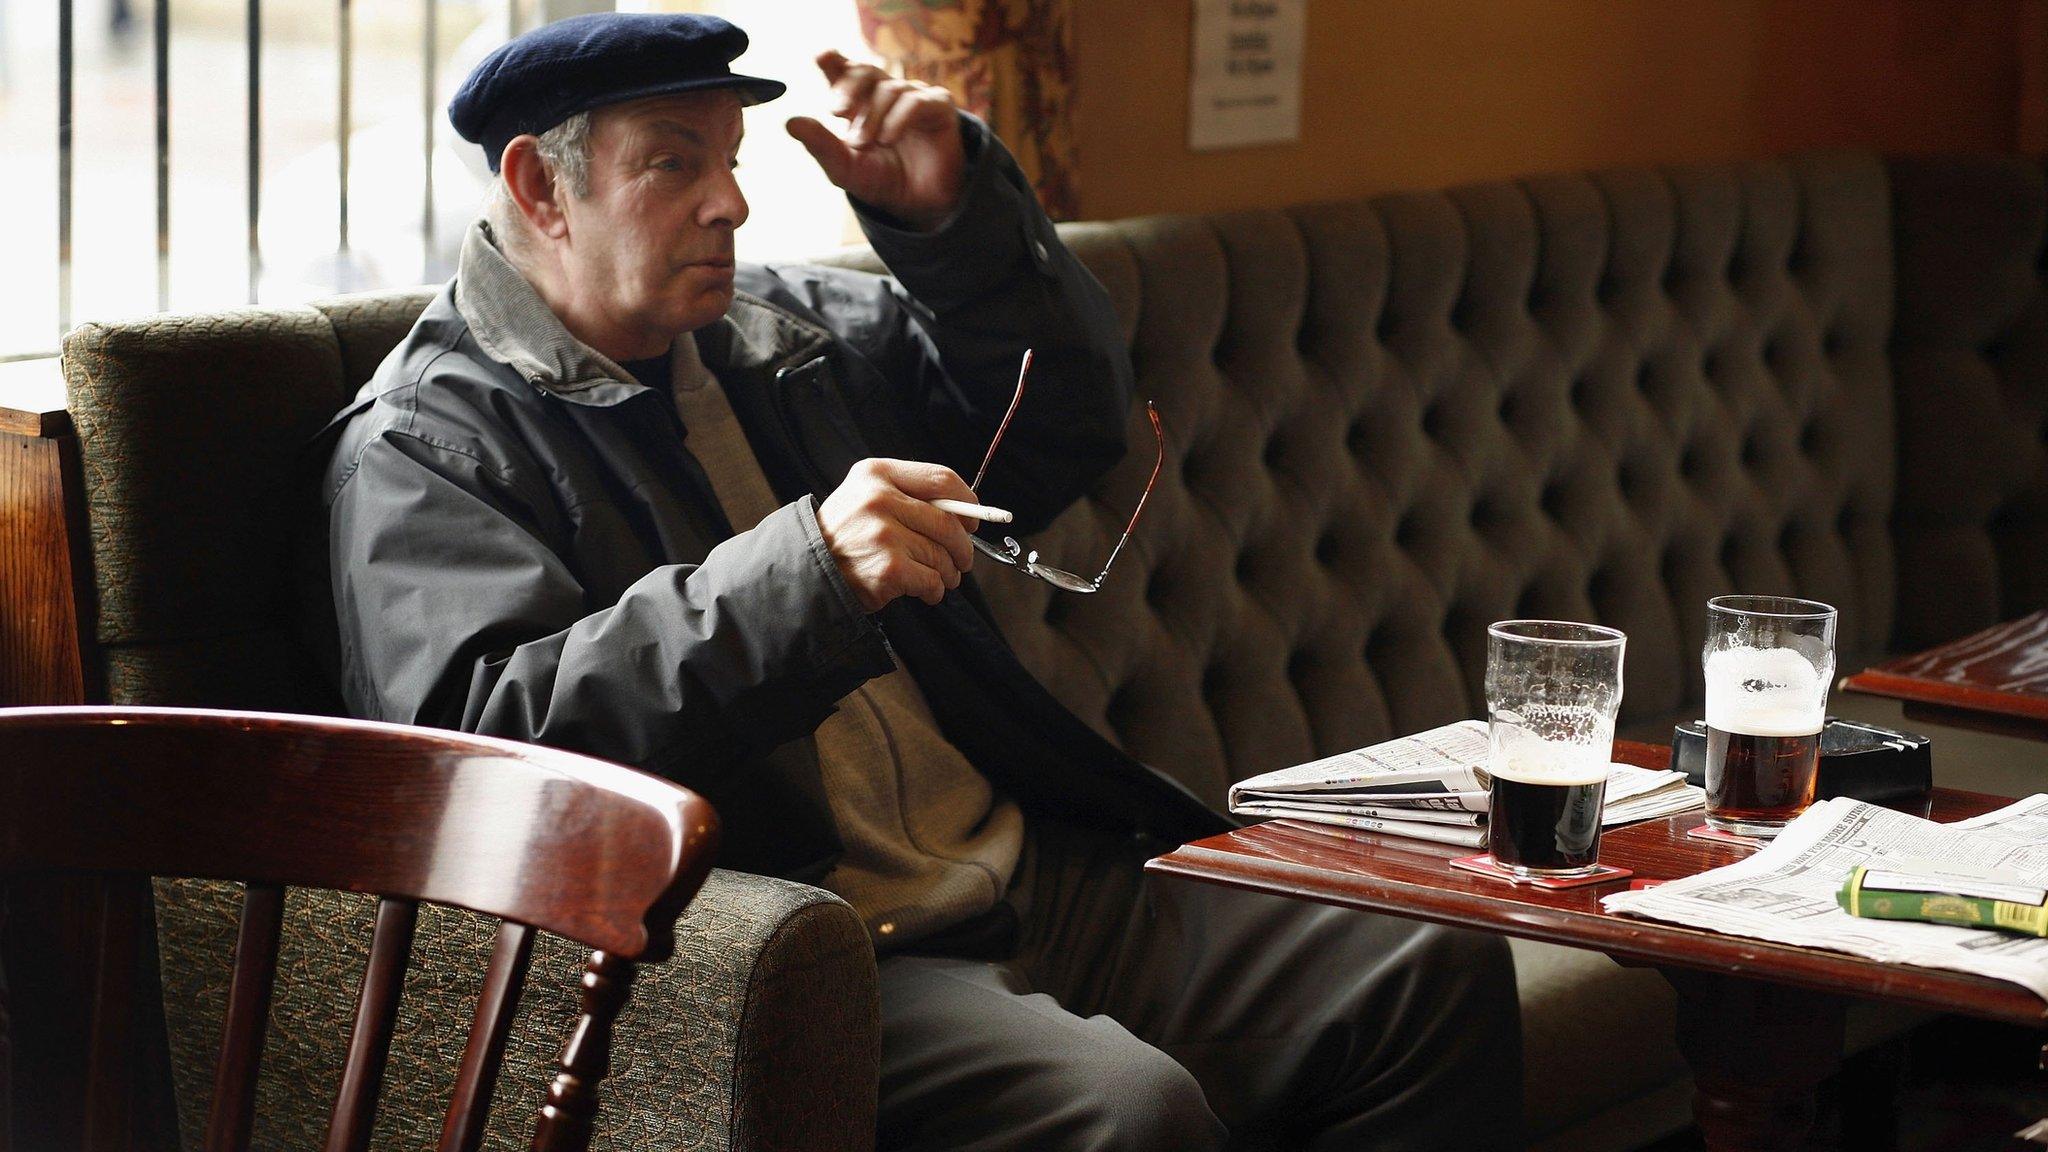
1602, 794, 2048, 1001
1228, 721, 1703, 849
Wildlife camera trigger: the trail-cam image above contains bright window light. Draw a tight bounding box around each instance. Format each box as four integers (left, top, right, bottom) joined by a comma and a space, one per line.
0, 0, 869, 360
649, 0, 872, 263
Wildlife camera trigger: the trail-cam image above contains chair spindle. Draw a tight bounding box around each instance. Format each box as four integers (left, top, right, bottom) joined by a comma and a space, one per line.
203, 882, 286, 1152
82, 878, 147, 1152
1, 707, 713, 1149
439, 920, 537, 1152
531, 950, 636, 1152
325, 897, 420, 1152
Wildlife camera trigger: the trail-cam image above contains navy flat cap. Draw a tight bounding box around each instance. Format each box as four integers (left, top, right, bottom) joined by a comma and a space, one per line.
450, 12, 785, 172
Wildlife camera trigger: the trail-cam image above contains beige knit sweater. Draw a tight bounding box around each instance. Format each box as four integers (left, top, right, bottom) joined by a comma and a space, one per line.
668, 337, 1023, 950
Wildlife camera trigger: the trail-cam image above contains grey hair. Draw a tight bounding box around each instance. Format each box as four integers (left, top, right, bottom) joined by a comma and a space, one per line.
535, 111, 594, 197
484, 110, 594, 250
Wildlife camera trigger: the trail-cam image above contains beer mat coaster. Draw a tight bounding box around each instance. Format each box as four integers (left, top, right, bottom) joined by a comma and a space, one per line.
1685, 825, 1767, 849
1448, 854, 1633, 889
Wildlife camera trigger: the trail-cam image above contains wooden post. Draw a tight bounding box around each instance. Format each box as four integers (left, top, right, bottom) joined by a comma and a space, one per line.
532, 951, 636, 1152
0, 356, 131, 1151
0, 357, 96, 708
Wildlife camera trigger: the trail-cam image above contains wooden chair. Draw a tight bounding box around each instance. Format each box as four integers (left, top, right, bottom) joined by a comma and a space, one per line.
0, 705, 720, 1152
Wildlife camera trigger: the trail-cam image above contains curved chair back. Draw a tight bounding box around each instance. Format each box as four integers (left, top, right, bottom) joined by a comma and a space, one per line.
0, 706, 719, 1152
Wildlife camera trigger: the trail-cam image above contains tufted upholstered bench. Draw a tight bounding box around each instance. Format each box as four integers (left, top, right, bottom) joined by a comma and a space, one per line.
49, 150, 2048, 1149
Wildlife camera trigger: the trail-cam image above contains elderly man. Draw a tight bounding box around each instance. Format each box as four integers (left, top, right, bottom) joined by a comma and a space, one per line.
317, 12, 1518, 1150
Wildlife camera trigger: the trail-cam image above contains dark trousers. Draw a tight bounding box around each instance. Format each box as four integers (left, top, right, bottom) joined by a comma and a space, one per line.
876, 819, 1523, 1151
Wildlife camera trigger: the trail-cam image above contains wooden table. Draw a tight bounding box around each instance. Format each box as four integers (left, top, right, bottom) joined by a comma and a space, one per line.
1145, 740, 2047, 1152
1843, 611, 2048, 741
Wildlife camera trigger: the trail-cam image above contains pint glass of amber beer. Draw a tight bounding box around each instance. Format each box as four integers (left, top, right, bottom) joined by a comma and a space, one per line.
1484, 621, 1627, 879
1702, 595, 1837, 837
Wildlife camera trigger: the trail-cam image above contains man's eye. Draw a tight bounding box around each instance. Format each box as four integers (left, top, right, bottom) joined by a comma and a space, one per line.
728, 159, 741, 172
655, 158, 683, 172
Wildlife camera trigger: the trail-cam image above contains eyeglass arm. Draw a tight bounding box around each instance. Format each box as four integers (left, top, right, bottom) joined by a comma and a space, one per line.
1119, 402, 1165, 540
971, 349, 1033, 494
1092, 402, 1166, 585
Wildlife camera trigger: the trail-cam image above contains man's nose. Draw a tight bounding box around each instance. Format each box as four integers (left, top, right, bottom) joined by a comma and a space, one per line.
702, 167, 749, 230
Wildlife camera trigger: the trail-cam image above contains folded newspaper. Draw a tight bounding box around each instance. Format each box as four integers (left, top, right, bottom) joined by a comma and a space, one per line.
1228, 720, 1704, 848
1603, 794, 2048, 1001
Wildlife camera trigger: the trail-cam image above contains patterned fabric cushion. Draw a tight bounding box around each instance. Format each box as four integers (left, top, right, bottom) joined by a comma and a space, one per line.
63, 309, 350, 714
312, 287, 444, 389
154, 869, 876, 1151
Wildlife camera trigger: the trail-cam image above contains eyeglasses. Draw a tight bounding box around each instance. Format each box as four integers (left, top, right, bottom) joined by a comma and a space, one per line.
966, 349, 1165, 594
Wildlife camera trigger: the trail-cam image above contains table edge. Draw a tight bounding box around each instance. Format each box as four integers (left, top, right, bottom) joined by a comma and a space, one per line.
1146, 827, 2048, 1028
1843, 667, 2048, 725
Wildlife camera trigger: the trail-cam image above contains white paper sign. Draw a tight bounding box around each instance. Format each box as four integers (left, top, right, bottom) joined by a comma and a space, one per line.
1188, 0, 1307, 151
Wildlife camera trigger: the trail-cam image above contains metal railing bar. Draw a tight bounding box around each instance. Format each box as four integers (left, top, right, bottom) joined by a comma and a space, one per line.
0, 350, 62, 366
248, 0, 262, 303
58, 0, 73, 339
422, 0, 437, 271
155, 0, 170, 311
339, 0, 353, 257
508, 0, 520, 39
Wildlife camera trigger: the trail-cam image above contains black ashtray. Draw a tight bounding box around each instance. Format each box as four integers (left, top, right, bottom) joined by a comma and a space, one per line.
1670, 718, 1933, 816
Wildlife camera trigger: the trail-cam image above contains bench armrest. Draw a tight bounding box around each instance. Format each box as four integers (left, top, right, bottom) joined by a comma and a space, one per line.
154, 870, 879, 1152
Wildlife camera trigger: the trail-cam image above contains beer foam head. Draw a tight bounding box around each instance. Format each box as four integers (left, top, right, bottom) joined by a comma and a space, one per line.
1489, 707, 1613, 786
1487, 754, 1611, 787
1704, 645, 1826, 736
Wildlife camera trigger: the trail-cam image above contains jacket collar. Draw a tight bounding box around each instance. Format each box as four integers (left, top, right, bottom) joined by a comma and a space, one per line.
697, 284, 837, 380
454, 219, 642, 404
453, 218, 835, 405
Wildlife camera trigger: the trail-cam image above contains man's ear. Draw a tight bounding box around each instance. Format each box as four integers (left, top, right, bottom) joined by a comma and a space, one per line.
501, 136, 569, 240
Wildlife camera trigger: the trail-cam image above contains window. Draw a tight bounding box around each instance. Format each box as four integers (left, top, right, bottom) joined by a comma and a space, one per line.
0, 0, 869, 361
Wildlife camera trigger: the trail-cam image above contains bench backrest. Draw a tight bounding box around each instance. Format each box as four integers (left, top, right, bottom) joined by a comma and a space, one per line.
973, 152, 1903, 805
62, 154, 2046, 812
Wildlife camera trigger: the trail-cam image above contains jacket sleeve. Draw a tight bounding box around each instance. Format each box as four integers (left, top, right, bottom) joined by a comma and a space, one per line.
328, 424, 894, 787
770, 114, 1134, 536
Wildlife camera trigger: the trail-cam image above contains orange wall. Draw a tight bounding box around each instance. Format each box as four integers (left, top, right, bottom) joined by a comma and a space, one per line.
1073, 0, 2029, 219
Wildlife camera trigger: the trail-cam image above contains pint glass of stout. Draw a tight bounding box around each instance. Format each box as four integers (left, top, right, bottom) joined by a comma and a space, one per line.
1484, 621, 1627, 879
1703, 595, 1838, 838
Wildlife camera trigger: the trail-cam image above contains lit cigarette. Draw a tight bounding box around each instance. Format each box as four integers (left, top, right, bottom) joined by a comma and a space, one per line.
932, 498, 1013, 524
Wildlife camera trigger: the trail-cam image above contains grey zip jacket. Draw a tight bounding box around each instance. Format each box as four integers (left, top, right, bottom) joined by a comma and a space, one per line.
317, 119, 1230, 877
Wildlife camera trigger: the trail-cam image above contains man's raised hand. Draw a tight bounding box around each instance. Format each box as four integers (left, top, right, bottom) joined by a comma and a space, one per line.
816, 458, 980, 613
785, 50, 965, 231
